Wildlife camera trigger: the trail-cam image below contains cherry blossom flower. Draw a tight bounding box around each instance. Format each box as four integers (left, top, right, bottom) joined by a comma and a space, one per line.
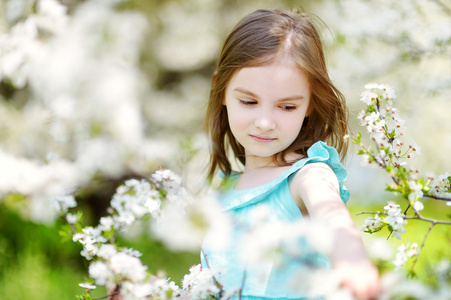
65, 213, 78, 224
393, 243, 419, 269
428, 172, 451, 199
53, 195, 77, 213
373, 202, 408, 240
97, 244, 117, 259
79, 282, 96, 290
362, 214, 383, 233
109, 252, 147, 282
89, 261, 113, 286
182, 264, 222, 300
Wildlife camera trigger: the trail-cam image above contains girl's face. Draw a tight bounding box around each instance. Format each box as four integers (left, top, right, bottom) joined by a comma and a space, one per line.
223, 58, 311, 167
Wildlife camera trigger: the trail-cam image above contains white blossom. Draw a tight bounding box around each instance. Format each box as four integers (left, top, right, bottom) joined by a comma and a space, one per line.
362, 214, 382, 232
413, 201, 424, 212
66, 213, 78, 224
111, 178, 162, 230
120, 281, 153, 300
0, 0, 152, 219
182, 264, 221, 300
240, 207, 333, 269
428, 172, 451, 198
97, 244, 117, 259
99, 216, 114, 232
109, 252, 147, 282
291, 267, 342, 298
383, 202, 407, 240
408, 180, 424, 211
361, 111, 386, 133
89, 260, 113, 286
360, 90, 378, 105
79, 282, 96, 290
121, 248, 143, 258
152, 192, 230, 252
367, 238, 394, 261
53, 195, 77, 213
392, 243, 419, 269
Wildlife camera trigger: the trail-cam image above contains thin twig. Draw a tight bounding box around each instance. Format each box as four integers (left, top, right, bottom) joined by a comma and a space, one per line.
69, 223, 77, 234
356, 211, 386, 216
93, 291, 119, 300
403, 204, 411, 217
411, 222, 435, 271
423, 194, 451, 202
201, 249, 223, 289
404, 216, 451, 226
238, 270, 246, 300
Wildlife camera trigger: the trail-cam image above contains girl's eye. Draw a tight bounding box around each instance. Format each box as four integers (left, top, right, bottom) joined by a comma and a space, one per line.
280, 105, 297, 111
239, 99, 257, 106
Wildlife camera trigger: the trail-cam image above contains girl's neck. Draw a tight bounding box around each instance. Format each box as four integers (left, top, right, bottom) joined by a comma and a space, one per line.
243, 151, 302, 172
234, 152, 303, 190
235, 164, 291, 190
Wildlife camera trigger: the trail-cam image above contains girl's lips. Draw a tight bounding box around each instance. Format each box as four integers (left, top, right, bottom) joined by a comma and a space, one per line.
250, 134, 276, 143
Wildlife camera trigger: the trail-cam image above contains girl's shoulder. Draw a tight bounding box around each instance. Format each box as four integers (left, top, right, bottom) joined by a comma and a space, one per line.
289, 141, 350, 203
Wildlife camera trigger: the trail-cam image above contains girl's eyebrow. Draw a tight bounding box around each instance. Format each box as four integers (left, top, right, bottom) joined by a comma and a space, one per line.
233, 87, 305, 101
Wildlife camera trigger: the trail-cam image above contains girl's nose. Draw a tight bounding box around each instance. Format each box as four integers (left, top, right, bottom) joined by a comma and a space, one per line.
254, 112, 276, 131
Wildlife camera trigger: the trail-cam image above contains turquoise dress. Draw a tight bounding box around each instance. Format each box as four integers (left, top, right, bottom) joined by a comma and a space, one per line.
201, 142, 350, 300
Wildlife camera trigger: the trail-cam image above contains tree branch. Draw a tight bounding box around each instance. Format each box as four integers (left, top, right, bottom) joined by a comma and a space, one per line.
356, 212, 451, 225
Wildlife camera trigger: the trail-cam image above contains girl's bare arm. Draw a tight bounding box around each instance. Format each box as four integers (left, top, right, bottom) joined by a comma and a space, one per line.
291, 163, 380, 300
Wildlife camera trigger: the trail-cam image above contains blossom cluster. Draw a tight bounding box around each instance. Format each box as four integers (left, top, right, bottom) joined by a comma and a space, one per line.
428, 172, 451, 205
182, 264, 227, 300
392, 243, 420, 270
0, 0, 162, 223
240, 206, 333, 268
70, 170, 186, 261
362, 201, 407, 240
59, 169, 232, 299
357, 84, 451, 208
111, 178, 163, 229
357, 83, 417, 166
243, 218, 341, 298
356, 83, 451, 274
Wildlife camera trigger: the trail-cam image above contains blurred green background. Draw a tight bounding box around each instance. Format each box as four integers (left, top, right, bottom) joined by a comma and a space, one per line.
0, 0, 450, 299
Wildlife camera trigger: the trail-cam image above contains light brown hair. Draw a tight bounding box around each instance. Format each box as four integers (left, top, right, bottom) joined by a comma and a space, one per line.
204, 9, 349, 178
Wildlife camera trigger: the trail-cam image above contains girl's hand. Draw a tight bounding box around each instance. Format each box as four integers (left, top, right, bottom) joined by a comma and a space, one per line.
334, 261, 381, 300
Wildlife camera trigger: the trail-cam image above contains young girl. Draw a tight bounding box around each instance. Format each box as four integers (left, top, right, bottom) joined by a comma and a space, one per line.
202, 9, 380, 300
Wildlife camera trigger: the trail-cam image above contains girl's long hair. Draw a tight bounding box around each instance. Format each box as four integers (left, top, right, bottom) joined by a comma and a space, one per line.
204, 9, 349, 179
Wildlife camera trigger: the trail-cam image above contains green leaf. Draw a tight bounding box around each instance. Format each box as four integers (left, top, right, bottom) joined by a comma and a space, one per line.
386, 184, 398, 193
352, 131, 362, 144
357, 149, 366, 155
365, 105, 376, 114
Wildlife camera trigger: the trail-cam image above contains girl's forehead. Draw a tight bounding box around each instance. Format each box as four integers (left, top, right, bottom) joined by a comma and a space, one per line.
226, 60, 310, 99
233, 54, 307, 80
